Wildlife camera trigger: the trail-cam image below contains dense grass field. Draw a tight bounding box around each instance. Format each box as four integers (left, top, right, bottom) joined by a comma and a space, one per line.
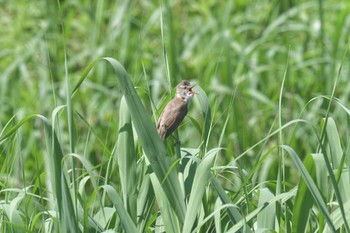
1, 0, 350, 232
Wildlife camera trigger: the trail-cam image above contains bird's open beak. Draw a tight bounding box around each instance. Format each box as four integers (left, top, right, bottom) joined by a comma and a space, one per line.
189, 84, 198, 94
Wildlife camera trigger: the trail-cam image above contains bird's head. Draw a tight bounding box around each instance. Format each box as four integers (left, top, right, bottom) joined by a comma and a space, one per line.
176, 80, 197, 102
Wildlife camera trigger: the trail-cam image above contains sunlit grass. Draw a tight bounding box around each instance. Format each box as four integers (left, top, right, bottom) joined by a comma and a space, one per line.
1, 0, 350, 232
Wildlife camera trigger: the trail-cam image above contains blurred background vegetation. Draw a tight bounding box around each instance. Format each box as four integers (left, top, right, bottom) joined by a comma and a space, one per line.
2, 0, 350, 172
1, 0, 350, 232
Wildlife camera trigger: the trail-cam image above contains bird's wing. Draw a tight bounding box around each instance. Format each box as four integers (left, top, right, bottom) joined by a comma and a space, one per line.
157, 98, 188, 139
157, 106, 168, 140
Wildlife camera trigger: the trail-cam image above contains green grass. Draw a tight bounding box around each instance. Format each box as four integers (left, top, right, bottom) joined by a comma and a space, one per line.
1, 0, 350, 232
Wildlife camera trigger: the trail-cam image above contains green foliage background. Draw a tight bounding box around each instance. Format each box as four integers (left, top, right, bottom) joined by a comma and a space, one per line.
0, 0, 350, 232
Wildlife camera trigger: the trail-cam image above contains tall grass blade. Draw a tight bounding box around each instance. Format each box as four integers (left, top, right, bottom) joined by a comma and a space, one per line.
277, 47, 289, 231
325, 118, 349, 200
281, 145, 336, 232
49, 107, 80, 233
292, 154, 316, 233
257, 188, 275, 230
136, 172, 153, 233
194, 85, 212, 155
101, 185, 137, 233
148, 166, 180, 233
162, 0, 179, 84
116, 96, 137, 223
321, 119, 350, 232
183, 148, 221, 232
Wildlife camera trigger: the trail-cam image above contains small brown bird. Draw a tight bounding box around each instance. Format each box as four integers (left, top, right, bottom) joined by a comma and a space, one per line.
157, 80, 197, 140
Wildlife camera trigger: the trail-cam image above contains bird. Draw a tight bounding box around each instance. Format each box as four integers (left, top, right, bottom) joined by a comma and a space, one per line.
157, 80, 197, 140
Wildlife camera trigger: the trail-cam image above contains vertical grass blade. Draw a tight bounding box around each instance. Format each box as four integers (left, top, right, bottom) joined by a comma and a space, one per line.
325, 118, 349, 201
183, 148, 220, 232
292, 154, 316, 233
136, 172, 153, 233
148, 165, 180, 233
320, 118, 350, 232
116, 96, 137, 223
194, 85, 212, 154
281, 145, 336, 232
101, 185, 137, 233
48, 108, 80, 233
162, 0, 179, 85
257, 188, 275, 230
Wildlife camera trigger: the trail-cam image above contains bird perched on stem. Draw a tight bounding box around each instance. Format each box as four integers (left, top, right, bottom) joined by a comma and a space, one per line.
157, 80, 197, 140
